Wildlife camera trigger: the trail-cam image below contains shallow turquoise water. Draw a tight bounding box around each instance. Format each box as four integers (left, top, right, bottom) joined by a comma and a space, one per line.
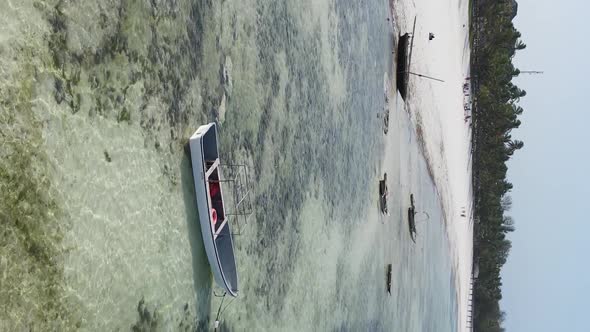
1, 0, 456, 330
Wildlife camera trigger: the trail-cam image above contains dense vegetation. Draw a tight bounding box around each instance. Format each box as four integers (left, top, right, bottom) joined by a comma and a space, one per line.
470, 0, 525, 331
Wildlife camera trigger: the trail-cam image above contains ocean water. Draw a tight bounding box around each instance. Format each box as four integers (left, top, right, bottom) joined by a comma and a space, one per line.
1, 0, 456, 331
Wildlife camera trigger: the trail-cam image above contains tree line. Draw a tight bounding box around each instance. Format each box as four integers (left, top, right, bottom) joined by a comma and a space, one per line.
470, 0, 525, 331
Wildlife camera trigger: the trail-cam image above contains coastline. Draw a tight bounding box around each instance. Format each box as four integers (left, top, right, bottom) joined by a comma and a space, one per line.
389, 0, 474, 330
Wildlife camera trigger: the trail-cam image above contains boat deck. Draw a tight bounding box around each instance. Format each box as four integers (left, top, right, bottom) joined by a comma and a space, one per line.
205, 158, 229, 239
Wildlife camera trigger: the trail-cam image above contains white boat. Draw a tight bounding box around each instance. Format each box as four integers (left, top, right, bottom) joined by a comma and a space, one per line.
189, 123, 238, 297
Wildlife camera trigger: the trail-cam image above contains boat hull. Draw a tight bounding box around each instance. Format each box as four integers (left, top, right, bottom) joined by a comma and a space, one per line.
189, 123, 238, 297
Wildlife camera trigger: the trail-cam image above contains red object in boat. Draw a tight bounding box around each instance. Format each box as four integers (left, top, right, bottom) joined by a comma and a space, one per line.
210, 182, 220, 197
211, 208, 218, 224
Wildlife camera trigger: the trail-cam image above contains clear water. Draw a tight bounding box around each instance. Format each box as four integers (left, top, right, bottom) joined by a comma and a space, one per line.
0, 0, 456, 330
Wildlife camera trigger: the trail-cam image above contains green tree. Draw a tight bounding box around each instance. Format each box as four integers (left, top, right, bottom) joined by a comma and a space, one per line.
515, 40, 527, 50
470, 0, 526, 329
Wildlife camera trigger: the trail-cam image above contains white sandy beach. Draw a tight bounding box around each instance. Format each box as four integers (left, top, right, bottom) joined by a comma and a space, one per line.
389, 0, 474, 330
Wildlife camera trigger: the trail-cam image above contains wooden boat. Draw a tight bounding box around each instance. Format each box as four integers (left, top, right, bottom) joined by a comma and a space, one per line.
379, 173, 388, 215
396, 33, 410, 99
189, 123, 238, 297
396, 17, 416, 100
408, 194, 417, 243
386, 264, 393, 294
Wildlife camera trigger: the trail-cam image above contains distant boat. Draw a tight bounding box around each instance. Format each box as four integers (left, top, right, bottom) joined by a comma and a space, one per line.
189, 123, 238, 297
396, 33, 410, 99
386, 264, 393, 294
379, 173, 388, 215
408, 194, 417, 243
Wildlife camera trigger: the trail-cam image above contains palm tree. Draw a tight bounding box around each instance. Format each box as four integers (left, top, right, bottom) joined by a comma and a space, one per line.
515, 40, 527, 50
504, 140, 523, 156
502, 216, 515, 233
501, 196, 512, 211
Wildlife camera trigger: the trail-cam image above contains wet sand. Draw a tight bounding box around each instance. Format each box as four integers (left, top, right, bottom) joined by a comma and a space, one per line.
390, 0, 474, 330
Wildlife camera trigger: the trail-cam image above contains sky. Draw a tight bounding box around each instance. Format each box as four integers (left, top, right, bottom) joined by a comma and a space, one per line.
500, 0, 590, 331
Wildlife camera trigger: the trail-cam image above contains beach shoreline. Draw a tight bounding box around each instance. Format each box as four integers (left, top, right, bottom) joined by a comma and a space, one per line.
388, 0, 474, 330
